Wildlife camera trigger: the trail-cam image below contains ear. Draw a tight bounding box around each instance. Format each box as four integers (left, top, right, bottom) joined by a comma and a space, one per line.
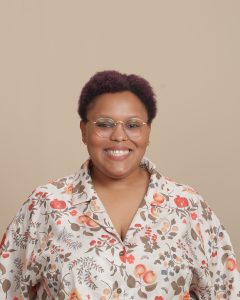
80, 120, 87, 144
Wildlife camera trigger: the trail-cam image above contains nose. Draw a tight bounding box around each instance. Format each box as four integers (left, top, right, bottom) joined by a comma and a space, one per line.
110, 122, 128, 141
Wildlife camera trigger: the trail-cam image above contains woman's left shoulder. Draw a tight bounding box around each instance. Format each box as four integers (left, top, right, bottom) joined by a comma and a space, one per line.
155, 173, 206, 210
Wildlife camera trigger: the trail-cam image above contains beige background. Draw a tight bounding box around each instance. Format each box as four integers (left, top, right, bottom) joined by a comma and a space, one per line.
0, 1, 239, 262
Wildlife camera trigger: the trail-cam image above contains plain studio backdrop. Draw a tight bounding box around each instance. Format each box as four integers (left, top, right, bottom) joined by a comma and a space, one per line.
0, 1, 239, 263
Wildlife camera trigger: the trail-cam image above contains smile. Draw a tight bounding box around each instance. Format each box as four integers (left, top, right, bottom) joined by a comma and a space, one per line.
104, 149, 132, 159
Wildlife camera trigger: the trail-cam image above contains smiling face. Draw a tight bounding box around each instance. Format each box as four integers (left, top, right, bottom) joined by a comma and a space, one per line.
80, 91, 151, 181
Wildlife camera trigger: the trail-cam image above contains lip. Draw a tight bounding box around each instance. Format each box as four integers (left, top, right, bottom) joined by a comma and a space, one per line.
104, 146, 133, 151
104, 148, 132, 161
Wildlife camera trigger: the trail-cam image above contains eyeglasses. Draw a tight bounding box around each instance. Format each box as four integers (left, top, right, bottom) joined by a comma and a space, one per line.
87, 117, 148, 138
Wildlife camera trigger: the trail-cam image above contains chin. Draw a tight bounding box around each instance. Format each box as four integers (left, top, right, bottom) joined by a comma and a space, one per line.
104, 166, 131, 179
90, 153, 143, 180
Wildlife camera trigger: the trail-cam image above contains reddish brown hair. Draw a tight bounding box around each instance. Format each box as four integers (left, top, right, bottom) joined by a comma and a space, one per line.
78, 70, 157, 123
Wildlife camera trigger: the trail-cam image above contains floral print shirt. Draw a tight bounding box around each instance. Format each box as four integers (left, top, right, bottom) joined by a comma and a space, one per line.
0, 157, 239, 300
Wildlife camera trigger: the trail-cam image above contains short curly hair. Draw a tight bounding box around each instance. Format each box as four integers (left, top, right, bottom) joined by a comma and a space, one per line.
78, 70, 157, 123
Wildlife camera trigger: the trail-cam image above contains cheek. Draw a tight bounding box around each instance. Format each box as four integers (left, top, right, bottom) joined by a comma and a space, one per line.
135, 131, 151, 147
86, 133, 105, 150
85, 128, 99, 144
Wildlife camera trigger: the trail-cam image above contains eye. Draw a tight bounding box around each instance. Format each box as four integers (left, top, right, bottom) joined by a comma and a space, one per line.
95, 119, 114, 128
126, 120, 142, 129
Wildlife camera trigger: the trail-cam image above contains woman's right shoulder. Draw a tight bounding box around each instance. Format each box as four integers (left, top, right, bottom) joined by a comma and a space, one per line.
17, 169, 80, 222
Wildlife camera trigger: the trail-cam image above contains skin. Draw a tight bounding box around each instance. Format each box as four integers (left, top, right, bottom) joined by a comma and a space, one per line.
80, 91, 151, 186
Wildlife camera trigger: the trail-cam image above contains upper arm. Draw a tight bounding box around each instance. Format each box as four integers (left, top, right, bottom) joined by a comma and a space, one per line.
191, 196, 240, 298
0, 190, 44, 299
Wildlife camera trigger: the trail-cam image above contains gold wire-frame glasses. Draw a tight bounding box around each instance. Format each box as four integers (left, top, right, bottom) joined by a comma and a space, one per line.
87, 117, 148, 138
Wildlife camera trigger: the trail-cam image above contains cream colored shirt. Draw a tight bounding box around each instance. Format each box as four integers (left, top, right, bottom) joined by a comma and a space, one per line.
0, 157, 239, 299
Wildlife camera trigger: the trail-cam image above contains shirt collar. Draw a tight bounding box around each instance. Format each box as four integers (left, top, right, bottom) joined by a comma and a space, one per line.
71, 156, 161, 206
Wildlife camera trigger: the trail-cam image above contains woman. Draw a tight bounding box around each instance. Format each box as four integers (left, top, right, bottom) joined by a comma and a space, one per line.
0, 70, 239, 299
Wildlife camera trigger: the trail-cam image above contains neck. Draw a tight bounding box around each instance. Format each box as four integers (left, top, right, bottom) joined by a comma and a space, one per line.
90, 163, 149, 190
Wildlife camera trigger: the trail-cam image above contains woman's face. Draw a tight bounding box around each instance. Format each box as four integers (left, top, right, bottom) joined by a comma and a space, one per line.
80, 91, 151, 180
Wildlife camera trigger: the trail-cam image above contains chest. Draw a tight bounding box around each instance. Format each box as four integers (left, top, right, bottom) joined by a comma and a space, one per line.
41, 204, 200, 299
96, 187, 148, 241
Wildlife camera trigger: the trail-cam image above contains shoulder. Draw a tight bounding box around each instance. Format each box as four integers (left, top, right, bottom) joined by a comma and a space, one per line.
35, 170, 77, 197
150, 171, 227, 235
154, 172, 221, 228
154, 171, 205, 211
144, 157, 205, 210
17, 169, 79, 220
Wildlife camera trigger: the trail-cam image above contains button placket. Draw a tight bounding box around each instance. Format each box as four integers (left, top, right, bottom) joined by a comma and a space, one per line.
114, 245, 128, 299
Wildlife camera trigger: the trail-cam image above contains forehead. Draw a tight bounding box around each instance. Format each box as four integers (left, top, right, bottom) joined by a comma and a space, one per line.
87, 91, 148, 120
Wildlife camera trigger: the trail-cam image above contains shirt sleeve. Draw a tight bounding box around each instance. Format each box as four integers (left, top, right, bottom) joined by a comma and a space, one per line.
0, 189, 45, 299
191, 195, 240, 299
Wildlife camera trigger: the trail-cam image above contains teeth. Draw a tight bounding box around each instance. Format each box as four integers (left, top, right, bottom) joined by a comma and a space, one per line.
106, 150, 130, 156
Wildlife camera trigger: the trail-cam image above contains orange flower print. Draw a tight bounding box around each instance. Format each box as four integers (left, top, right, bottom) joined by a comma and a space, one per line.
70, 210, 77, 216
77, 215, 89, 224
89, 240, 96, 246
2, 253, 9, 259
101, 235, 110, 239
181, 292, 190, 300
77, 215, 99, 228
134, 223, 142, 228
50, 199, 66, 210
69, 289, 82, 300
155, 297, 163, 300
28, 200, 35, 211
86, 218, 99, 228
134, 264, 157, 284
48, 179, 55, 184
126, 254, 135, 264
90, 199, 101, 212
150, 193, 165, 206
183, 187, 198, 194
190, 212, 197, 220
119, 249, 127, 263
211, 251, 218, 258
226, 258, 237, 271
65, 184, 73, 194
151, 234, 157, 241
216, 292, 227, 300
119, 248, 135, 264
103, 288, 110, 295
143, 270, 157, 284
35, 191, 44, 197
134, 264, 147, 278
109, 238, 116, 244
150, 207, 160, 218
35, 191, 48, 198
174, 196, 189, 208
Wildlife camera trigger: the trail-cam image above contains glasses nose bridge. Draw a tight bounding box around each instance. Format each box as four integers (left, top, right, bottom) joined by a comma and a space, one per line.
111, 120, 128, 139
114, 120, 125, 128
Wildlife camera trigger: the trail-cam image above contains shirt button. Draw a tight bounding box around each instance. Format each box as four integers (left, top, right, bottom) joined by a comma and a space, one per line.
116, 288, 122, 294
119, 251, 125, 256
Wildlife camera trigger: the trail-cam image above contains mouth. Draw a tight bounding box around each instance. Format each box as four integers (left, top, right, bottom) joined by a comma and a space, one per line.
104, 148, 132, 160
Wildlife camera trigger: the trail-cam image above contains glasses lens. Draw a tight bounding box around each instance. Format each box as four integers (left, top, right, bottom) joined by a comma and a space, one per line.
94, 118, 115, 137
125, 119, 144, 137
